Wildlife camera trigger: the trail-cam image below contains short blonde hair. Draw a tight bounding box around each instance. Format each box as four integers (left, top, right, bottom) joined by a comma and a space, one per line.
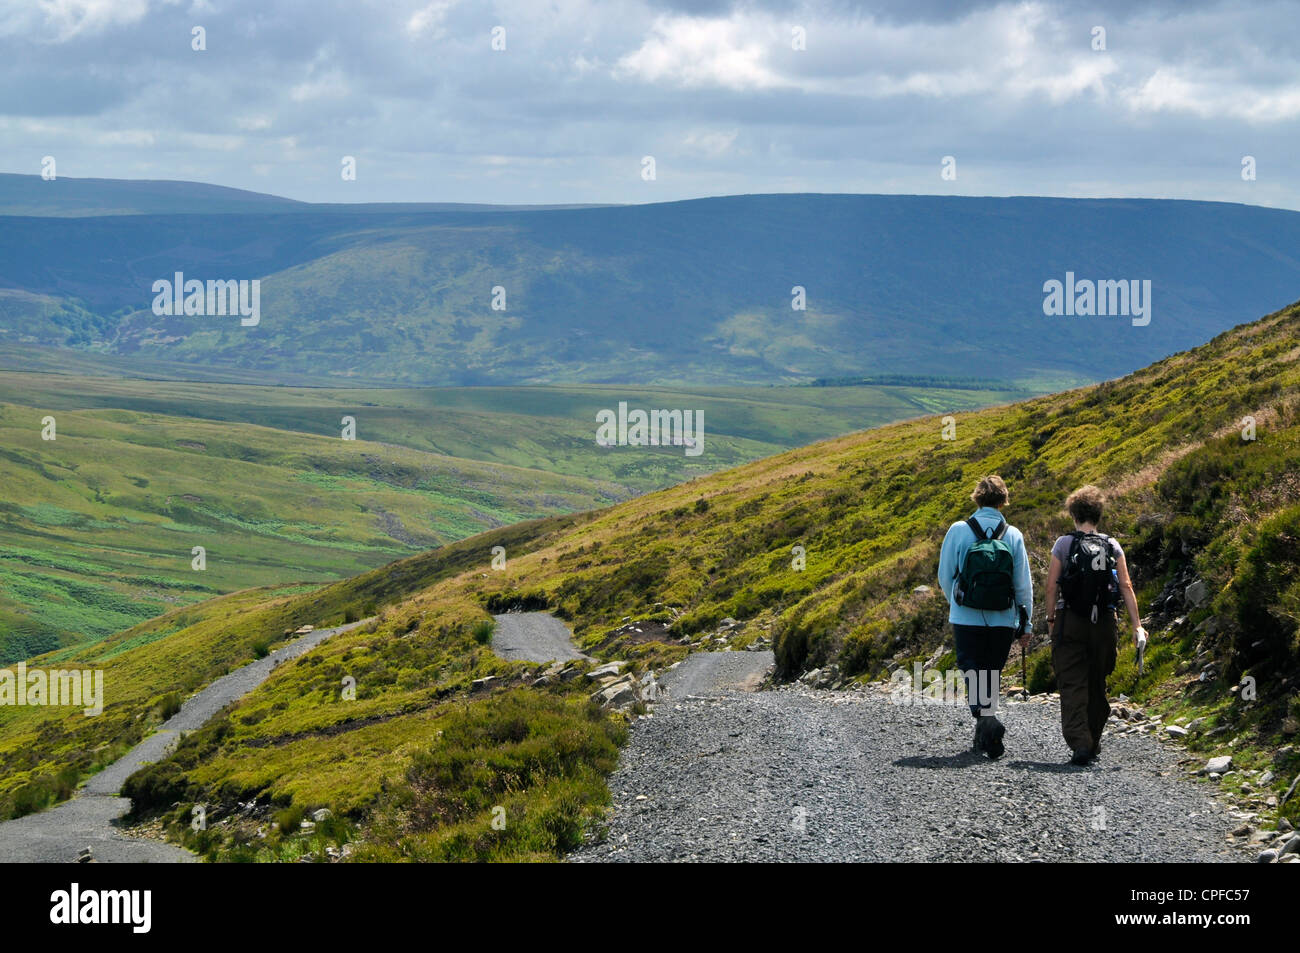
971, 475, 1008, 508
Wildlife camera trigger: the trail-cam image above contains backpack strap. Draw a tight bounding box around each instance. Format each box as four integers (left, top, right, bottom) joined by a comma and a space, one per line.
1072, 530, 1111, 552
1097, 533, 1117, 562
966, 517, 1007, 541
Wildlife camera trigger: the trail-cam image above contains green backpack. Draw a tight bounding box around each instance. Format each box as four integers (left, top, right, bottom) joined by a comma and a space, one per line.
955, 517, 1016, 611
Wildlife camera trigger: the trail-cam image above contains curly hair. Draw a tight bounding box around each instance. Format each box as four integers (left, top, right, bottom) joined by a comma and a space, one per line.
1065, 484, 1105, 525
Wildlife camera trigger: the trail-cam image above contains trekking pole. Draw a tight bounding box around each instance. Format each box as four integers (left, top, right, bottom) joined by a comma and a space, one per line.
1017, 605, 1029, 689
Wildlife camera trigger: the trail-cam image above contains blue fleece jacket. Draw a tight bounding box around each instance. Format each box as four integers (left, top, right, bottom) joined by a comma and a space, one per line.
937, 506, 1034, 630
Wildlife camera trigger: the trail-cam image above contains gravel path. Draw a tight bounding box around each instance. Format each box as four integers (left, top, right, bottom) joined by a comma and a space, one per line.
660, 650, 775, 697
571, 657, 1246, 863
0, 620, 366, 863
492, 612, 590, 663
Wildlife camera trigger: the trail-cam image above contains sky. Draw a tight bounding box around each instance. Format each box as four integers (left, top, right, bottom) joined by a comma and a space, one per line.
2, 0, 1298, 208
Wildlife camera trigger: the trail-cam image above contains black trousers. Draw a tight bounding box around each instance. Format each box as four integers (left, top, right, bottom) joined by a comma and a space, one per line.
1051, 611, 1118, 754
952, 624, 1016, 718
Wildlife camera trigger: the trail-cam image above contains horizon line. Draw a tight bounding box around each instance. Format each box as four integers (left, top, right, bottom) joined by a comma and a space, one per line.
1, 171, 1295, 216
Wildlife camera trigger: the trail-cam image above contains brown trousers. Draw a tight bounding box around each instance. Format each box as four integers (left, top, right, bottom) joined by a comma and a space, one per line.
1051, 609, 1118, 754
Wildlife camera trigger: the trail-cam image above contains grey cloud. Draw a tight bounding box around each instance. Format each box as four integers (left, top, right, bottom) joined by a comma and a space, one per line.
0, 0, 1296, 208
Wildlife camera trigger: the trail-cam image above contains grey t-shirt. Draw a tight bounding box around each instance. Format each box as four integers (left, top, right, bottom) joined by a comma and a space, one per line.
1051, 532, 1123, 565
1052, 533, 1124, 609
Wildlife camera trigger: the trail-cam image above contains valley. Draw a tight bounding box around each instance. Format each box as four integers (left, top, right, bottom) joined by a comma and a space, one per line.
3, 298, 1295, 862
0, 366, 1021, 660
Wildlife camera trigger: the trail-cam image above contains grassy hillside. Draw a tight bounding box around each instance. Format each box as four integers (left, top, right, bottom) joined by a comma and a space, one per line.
0, 515, 581, 829
0, 371, 1030, 490
7, 299, 1300, 858
0, 401, 623, 660
0, 342, 343, 386
0, 368, 1026, 660
3, 192, 1300, 385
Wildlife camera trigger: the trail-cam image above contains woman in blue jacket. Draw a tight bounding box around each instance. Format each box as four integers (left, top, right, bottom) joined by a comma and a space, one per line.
937, 475, 1034, 758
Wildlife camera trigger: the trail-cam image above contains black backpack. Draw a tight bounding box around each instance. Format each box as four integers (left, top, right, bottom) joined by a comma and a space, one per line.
954, 518, 1016, 611
1060, 531, 1120, 622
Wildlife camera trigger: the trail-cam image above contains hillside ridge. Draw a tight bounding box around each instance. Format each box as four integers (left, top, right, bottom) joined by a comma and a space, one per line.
4, 299, 1299, 861
3, 190, 1299, 386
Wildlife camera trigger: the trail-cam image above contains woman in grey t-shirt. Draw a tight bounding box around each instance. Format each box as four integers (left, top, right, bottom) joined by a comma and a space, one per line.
1043, 485, 1147, 765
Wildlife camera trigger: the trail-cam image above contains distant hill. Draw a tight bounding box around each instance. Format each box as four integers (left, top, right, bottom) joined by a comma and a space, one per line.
0, 183, 1298, 387
0, 173, 612, 217
0, 174, 306, 217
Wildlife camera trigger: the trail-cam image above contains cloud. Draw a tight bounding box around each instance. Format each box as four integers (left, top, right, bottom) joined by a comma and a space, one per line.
681, 128, 739, 156
25, 0, 162, 40
406, 1, 456, 39
289, 71, 349, 102
0, 0, 1295, 208
615, 3, 1122, 105
235, 114, 274, 131
1125, 67, 1300, 122
616, 14, 787, 89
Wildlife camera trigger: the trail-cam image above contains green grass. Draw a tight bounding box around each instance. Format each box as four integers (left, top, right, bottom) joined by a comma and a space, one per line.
0, 369, 1032, 490
163, 298, 1296, 858
0, 513, 582, 819
128, 689, 625, 862
8, 299, 1300, 858
0, 369, 1030, 660
0, 400, 624, 660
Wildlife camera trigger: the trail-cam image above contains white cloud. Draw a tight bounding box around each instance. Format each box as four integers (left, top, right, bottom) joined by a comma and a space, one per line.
613, 3, 1120, 104
289, 46, 350, 103
406, 1, 455, 39
616, 15, 786, 91
1124, 67, 1300, 122
95, 128, 156, 146
290, 72, 349, 102
32, 0, 161, 40
681, 128, 738, 158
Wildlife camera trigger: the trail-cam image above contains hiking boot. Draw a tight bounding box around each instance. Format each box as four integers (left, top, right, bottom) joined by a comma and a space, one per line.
983, 717, 1006, 760
1070, 749, 1093, 766
972, 720, 985, 753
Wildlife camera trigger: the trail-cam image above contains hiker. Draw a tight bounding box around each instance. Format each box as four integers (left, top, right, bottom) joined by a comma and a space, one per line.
1045, 485, 1147, 766
937, 475, 1034, 759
